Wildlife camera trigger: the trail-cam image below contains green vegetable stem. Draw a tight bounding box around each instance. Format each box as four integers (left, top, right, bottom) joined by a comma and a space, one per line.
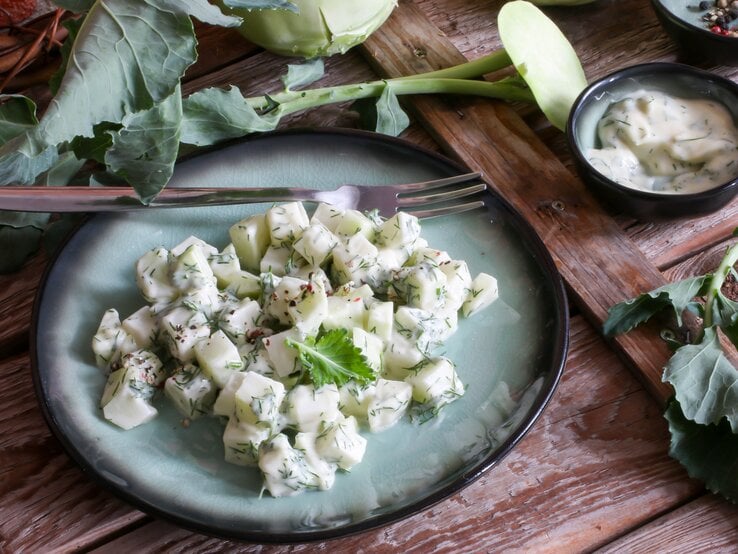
604, 237, 738, 504
0, 0, 587, 273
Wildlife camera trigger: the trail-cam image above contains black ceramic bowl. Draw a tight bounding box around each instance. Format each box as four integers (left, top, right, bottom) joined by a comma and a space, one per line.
651, 0, 738, 65
567, 62, 738, 220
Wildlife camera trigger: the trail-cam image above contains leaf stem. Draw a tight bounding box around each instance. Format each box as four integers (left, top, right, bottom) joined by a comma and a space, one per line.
248, 75, 533, 115
704, 243, 738, 331
245, 49, 527, 114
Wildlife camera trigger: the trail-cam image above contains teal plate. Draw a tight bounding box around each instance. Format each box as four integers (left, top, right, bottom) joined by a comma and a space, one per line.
32, 129, 568, 542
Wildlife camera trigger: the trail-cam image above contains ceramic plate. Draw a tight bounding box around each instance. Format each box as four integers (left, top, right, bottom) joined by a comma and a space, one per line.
32, 129, 568, 542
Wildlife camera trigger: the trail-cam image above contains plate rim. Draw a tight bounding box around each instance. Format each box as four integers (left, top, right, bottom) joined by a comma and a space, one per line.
30, 127, 569, 543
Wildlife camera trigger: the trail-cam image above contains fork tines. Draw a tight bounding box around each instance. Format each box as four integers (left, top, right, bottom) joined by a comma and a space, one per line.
398, 172, 487, 218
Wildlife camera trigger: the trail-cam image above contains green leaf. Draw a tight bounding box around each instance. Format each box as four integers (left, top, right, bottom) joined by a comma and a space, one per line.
603, 275, 709, 337
374, 83, 410, 136
0, 136, 58, 184
224, 0, 299, 13
105, 87, 183, 203
286, 328, 375, 388
49, 17, 84, 95
0, 225, 44, 274
70, 122, 120, 164
181, 86, 280, 146
0, 95, 39, 144
664, 327, 738, 432
666, 398, 738, 503
281, 58, 324, 91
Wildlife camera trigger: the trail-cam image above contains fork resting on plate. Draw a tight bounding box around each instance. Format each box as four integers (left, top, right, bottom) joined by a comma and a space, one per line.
0, 173, 486, 219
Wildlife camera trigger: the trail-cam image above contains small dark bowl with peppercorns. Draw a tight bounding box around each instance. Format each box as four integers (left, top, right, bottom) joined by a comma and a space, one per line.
651, 0, 738, 65
566, 62, 738, 220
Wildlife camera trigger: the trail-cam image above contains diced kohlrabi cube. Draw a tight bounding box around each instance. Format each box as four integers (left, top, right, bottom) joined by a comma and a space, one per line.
100, 349, 165, 430
365, 301, 393, 341
462, 272, 499, 317
234, 371, 286, 428
315, 416, 367, 470
229, 213, 270, 273
160, 306, 210, 362
263, 327, 305, 377
266, 202, 309, 247
404, 357, 465, 409
170, 243, 216, 292
208, 243, 241, 287
164, 363, 217, 419
223, 416, 271, 467
284, 384, 341, 432
310, 202, 344, 232
333, 209, 377, 240
352, 327, 383, 373
367, 378, 412, 433
376, 212, 420, 248
121, 306, 158, 349
194, 330, 244, 388
292, 222, 338, 266
91, 308, 138, 370
135, 247, 177, 305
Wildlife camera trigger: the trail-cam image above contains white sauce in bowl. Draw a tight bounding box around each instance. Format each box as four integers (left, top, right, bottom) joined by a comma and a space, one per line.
586, 89, 738, 194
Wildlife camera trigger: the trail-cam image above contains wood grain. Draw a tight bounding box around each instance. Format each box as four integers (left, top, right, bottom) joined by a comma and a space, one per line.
596, 494, 738, 553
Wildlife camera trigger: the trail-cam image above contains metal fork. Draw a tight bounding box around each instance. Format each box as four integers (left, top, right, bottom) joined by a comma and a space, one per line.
0, 173, 486, 219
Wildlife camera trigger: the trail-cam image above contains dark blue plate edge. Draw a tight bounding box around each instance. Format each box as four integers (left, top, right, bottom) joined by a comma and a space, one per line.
29, 127, 570, 544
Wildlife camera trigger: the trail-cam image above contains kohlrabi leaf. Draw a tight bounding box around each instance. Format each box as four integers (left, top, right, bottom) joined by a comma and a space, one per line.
374, 83, 410, 136
224, 0, 299, 13
49, 17, 84, 95
663, 327, 738, 432
105, 88, 183, 203
281, 58, 325, 91
0, 95, 39, 143
70, 122, 120, 165
0, 136, 58, 184
603, 275, 709, 337
710, 290, 738, 347
0, 0, 239, 186
0, 211, 50, 273
497, 0, 587, 130
666, 398, 738, 503
286, 328, 375, 388
181, 86, 280, 146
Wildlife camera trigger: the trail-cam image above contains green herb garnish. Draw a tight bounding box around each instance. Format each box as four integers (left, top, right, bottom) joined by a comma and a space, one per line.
286, 329, 375, 388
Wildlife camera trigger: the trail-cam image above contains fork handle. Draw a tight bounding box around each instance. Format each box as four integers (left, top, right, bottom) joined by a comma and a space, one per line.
0, 185, 333, 213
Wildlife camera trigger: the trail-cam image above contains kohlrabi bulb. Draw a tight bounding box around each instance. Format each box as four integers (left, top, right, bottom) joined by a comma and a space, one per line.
225, 0, 398, 58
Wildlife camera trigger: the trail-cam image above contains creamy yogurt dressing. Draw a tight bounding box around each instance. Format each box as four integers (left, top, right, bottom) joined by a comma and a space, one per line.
586, 89, 738, 194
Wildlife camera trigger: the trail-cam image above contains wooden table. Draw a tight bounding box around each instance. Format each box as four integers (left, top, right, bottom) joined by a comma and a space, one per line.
3, 0, 738, 551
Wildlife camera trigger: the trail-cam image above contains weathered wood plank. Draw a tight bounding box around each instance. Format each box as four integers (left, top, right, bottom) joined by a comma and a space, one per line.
0, 353, 146, 552
0, 255, 45, 357
85, 317, 700, 553
596, 494, 738, 553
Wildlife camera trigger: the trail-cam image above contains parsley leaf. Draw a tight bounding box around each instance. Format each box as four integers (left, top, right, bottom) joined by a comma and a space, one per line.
286, 329, 375, 388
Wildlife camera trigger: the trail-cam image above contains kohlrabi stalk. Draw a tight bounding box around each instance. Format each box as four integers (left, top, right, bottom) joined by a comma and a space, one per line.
703, 243, 738, 331
244, 48, 532, 116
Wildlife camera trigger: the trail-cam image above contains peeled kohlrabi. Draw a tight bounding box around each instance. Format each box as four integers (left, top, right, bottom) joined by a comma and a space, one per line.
222, 0, 398, 58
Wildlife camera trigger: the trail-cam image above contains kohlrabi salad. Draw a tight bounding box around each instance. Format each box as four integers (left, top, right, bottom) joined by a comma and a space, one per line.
91, 202, 498, 497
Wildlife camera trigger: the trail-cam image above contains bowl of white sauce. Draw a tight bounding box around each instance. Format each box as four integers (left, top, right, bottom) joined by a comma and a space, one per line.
567, 62, 738, 219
